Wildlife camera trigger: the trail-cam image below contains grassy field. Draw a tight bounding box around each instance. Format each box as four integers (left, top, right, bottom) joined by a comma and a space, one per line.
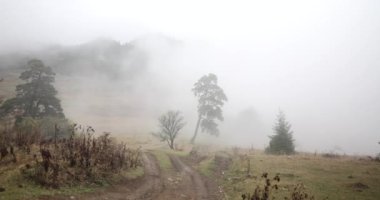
215, 150, 380, 200
1, 141, 379, 200
151, 150, 173, 172
150, 148, 189, 172
197, 156, 215, 177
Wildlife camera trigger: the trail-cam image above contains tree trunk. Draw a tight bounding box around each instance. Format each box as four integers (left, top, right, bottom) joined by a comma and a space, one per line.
167, 140, 174, 150
190, 114, 202, 144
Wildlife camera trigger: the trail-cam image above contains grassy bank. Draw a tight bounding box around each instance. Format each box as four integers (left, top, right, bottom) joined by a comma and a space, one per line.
219, 151, 380, 200
0, 140, 144, 200
0, 160, 143, 200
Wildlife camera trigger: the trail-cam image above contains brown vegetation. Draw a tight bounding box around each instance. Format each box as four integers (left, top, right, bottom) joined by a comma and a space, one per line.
0, 121, 141, 189
241, 173, 314, 200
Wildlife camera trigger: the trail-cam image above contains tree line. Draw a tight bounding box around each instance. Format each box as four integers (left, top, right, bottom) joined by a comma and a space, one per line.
152, 73, 295, 155
0, 58, 296, 155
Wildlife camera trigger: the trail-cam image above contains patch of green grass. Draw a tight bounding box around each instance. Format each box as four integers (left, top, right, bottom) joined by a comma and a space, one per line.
170, 150, 188, 157
152, 150, 173, 171
0, 71, 21, 99
122, 166, 144, 180
162, 149, 189, 157
221, 152, 380, 200
0, 173, 96, 200
197, 157, 215, 177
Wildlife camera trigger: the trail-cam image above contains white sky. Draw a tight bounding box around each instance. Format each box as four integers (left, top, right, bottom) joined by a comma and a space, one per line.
1, 0, 378, 48
0, 0, 380, 155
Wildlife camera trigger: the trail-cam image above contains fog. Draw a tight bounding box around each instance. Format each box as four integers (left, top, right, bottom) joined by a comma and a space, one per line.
0, 0, 379, 155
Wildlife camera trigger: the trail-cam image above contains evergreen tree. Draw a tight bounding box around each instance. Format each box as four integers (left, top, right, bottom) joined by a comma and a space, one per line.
191, 73, 227, 144
266, 111, 295, 154
0, 59, 64, 118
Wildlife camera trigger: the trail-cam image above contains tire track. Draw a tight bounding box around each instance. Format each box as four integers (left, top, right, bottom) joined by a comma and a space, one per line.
77, 152, 164, 200
169, 154, 209, 200
125, 152, 163, 200
43, 152, 217, 200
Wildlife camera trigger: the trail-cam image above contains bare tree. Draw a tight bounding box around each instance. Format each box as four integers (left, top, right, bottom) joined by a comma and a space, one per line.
153, 111, 186, 149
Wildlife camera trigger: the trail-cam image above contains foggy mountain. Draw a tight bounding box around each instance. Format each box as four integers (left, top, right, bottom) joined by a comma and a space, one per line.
1, 2, 380, 199
0, 33, 379, 155
0, 35, 201, 141
0, 35, 181, 78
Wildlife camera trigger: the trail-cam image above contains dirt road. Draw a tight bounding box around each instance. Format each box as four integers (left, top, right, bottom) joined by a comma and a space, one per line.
124, 153, 163, 200
71, 152, 220, 200
168, 154, 209, 200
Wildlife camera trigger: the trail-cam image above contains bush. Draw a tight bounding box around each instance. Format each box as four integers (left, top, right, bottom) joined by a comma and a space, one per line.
19, 124, 141, 188
37, 117, 71, 139
241, 173, 314, 200
14, 117, 41, 152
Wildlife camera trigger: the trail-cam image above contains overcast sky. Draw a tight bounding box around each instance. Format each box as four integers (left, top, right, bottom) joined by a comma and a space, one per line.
0, 0, 379, 155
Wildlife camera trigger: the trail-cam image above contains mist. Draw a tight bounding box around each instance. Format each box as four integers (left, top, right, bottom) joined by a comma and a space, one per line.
0, 0, 379, 155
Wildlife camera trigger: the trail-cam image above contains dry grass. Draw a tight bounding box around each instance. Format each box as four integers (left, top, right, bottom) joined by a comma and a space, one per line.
0, 71, 21, 100
218, 150, 380, 200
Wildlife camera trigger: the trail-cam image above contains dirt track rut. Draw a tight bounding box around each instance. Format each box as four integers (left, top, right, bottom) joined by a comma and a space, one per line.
168, 154, 209, 200
125, 153, 163, 200
50, 152, 217, 200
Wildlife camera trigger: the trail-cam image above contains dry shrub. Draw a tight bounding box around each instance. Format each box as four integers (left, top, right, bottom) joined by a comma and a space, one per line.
14, 117, 41, 153
214, 152, 232, 172
0, 116, 18, 162
241, 173, 280, 200
241, 173, 314, 200
287, 183, 315, 200
20, 124, 141, 188
321, 152, 340, 159
188, 145, 211, 164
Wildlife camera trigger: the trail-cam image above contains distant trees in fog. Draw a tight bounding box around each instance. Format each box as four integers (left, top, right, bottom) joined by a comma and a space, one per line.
153, 110, 186, 149
266, 110, 295, 155
191, 73, 227, 144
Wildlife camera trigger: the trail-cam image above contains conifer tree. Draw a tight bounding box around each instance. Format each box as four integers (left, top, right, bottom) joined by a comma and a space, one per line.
266, 111, 295, 154
0, 59, 64, 118
191, 73, 227, 144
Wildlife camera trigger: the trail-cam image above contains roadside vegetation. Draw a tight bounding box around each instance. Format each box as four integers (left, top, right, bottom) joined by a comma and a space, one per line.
215, 149, 380, 200
151, 150, 173, 172
0, 59, 142, 199
171, 145, 380, 200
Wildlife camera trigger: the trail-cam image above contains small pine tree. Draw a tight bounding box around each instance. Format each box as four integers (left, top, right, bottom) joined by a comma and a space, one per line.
266, 111, 295, 154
